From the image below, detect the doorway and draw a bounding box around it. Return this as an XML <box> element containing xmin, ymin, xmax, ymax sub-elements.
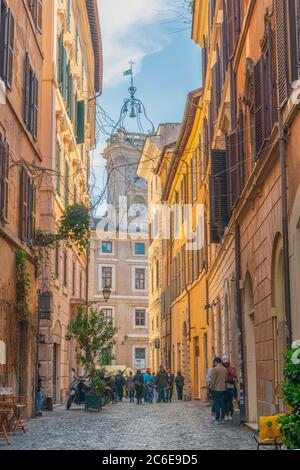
<box><xmin>52</xmin><ymin>343</ymin><xmax>60</xmax><ymax>404</ymax></box>
<box><xmin>244</xmin><ymin>273</ymin><xmax>257</xmax><ymax>423</ymax></box>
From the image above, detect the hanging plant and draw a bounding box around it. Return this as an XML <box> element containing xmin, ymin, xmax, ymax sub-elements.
<box><xmin>58</xmin><ymin>203</ymin><xmax>90</xmax><ymax>251</ymax></box>
<box><xmin>16</xmin><ymin>249</ymin><xmax>31</xmax><ymax>319</ymax></box>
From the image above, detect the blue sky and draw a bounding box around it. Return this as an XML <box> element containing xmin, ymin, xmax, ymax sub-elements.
<box><xmin>93</xmin><ymin>0</ymin><xmax>202</xmax><ymax>212</ymax></box>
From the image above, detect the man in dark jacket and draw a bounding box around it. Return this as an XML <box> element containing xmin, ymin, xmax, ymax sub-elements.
<box><xmin>175</xmin><ymin>371</ymin><xmax>184</xmax><ymax>400</ymax></box>
<box><xmin>166</xmin><ymin>368</ymin><xmax>175</xmax><ymax>402</ymax></box>
<box><xmin>156</xmin><ymin>366</ymin><xmax>168</xmax><ymax>403</ymax></box>
<box><xmin>115</xmin><ymin>371</ymin><xmax>125</xmax><ymax>402</ymax></box>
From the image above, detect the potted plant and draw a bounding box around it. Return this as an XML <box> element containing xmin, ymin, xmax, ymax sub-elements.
<box><xmin>66</xmin><ymin>304</ymin><xmax>117</xmax><ymax>411</ymax></box>
<box><xmin>278</xmin><ymin>341</ymin><xmax>300</xmax><ymax>449</ymax></box>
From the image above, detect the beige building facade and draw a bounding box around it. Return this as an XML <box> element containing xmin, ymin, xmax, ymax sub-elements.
<box><xmin>89</xmin><ymin>130</ymin><xmax>149</xmax><ymax>371</ymax></box>
<box><xmin>38</xmin><ymin>0</ymin><xmax>102</xmax><ymax>406</ymax></box>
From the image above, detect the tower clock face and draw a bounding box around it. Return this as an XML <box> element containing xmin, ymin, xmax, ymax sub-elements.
<box><xmin>128</xmin><ymin>198</ymin><xmax>146</xmax><ymax>218</ymax></box>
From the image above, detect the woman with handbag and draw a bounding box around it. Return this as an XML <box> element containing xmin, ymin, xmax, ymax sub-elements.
<box><xmin>221</xmin><ymin>355</ymin><xmax>237</xmax><ymax>422</ymax></box>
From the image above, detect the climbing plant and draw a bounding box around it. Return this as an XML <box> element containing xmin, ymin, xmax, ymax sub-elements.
<box><xmin>35</xmin><ymin>203</ymin><xmax>90</xmax><ymax>251</ymax></box>
<box><xmin>16</xmin><ymin>250</ymin><xmax>31</xmax><ymax>319</ymax></box>
<box><xmin>278</xmin><ymin>341</ymin><xmax>300</xmax><ymax>449</ymax></box>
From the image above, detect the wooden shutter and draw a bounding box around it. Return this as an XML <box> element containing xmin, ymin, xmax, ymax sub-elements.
<box><xmin>0</xmin><ymin>139</ymin><xmax>9</xmax><ymax>220</ymax></box>
<box><xmin>227</xmin><ymin>130</ymin><xmax>239</xmax><ymax>210</ymax></box>
<box><xmin>19</xmin><ymin>167</ymin><xmax>29</xmax><ymax>241</ymax></box>
<box><xmin>202</xmin><ymin>37</ymin><xmax>208</xmax><ymax>86</ymax></box>
<box><xmin>68</xmin><ymin>69</ymin><xmax>73</xmax><ymax>120</ymax></box>
<box><xmin>55</xmin><ymin>139</ymin><xmax>61</xmax><ymax>195</ymax></box>
<box><xmin>62</xmin><ymin>46</ymin><xmax>67</xmax><ymax>99</ymax></box>
<box><xmin>65</xmin><ymin>160</ymin><xmax>69</xmax><ymax>207</ymax></box>
<box><xmin>27</xmin><ymin>179</ymin><xmax>36</xmax><ymax>244</ymax></box>
<box><xmin>238</xmin><ymin>108</ymin><xmax>245</xmax><ymax>192</ymax></box>
<box><xmin>253</xmin><ymin>57</ymin><xmax>264</xmax><ymax>158</ymax></box>
<box><xmin>5</xmin><ymin>9</ymin><xmax>14</xmax><ymax>90</ymax></box>
<box><xmin>36</xmin><ymin>0</ymin><xmax>43</xmax><ymax>33</ymax></box>
<box><xmin>210</xmin><ymin>150</ymin><xmax>229</xmax><ymax>243</ymax></box>
<box><xmin>275</xmin><ymin>0</ymin><xmax>289</xmax><ymax>107</ymax></box>
<box><xmin>230</xmin><ymin>61</ymin><xmax>237</xmax><ymax>129</ymax></box>
<box><xmin>33</xmin><ymin>75</ymin><xmax>38</xmax><ymax>140</ymax></box>
<box><xmin>24</xmin><ymin>52</ymin><xmax>30</xmax><ymax>126</ymax></box>
<box><xmin>216</xmin><ymin>45</ymin><xmax>221</xmax><ymax>111</ymax></box>
<box><xmin>76</xmin><ymin>100</ymin><xmax>85</xmax><ymax>144</ymax></box>
<box><xmin>221</xmin><ymin>0</ymin><xmax>228</xmax><ymax>83</ymax></box>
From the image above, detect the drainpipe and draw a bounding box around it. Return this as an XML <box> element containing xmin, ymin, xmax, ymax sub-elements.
<box><xmin>278</xmin><ymin>109</ymin><xmax>292</xmax><ymax>348</ymax></box>
<box><xmin>235</xmin><ymin>224</ymin><xmax>246</xmax><ymax>422</ymax></box>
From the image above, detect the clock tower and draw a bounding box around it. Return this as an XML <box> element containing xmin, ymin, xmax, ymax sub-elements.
<box><xmin>90</xmin><ymin>64</ymin><xmax>155</xmax><ymax>371</ymax></box>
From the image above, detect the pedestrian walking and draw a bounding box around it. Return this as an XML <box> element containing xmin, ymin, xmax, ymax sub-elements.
<box><xmin>210</xmin><ymin>357</ymin><xmax>227</xmax><ymax>424</ymax></box>
<box><xmin>134</xmin><ymin>369</ymin><xmax>144</xmax><ymax>404</ymax></box>
<box><xmin>222</xmin><ymin>355</ymin><xmax>237</xmax><ymax>421</ymax></box>
<box><xmin>35</xmin><ymin>362</ymin><xmax>44</xmax><ymax>416</ymax></box>
<box><xmin>206</xmin><ymin>359</ymin><xmax>218</xmax><ymax>420</ymax></box>
<box><xmin>166</xmin><ymin>368</ymin><xmax>175</xmax><ymax>402</ymax></box>
<box><xmin>156</xmin><ymin>366</ymin><xmax>168</xmax><ymax>403</ymax></box>
<box><xmin>143</xmin><ymin>368</ymin><xmax>154</xmax><ymax>403</ymax></box>
<box><xmin>126</xmin><ymin>371</ymin><xmax>135</xmax><ymax>403</ymax></box>
<box><xmin>115</xmin><ymin>370</ymin><xmax>125</xmax><ymax>402</ymax></box>
<box><xmin>175</xmin><ymin>371</ymin><xmax>184</xmax><ymax>400</ymax></box>
<box><xmin>152</xmin><ymin>372</ymin><xmax>158</xmax><ymax>402</ymax></box>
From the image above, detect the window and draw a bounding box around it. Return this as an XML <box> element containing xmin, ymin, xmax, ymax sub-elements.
<box><xmin>0</xmin><ymin>2</ymin><xmax>14</xmax><ymax>90</ymax></box>
<box><xmin>79</xmin><ymin>270</ymin><xmax>82</xmax><ymax>299</ymax></box>
<box><xmin>135</xmin><ymin>242</ymin><xmax>145</xmax><ymax>255</ymax></box>
<box><xmin>102</xmin><ymin>241</ymin><xmax>112</xmax><ymax>253</ymax></box>
<box><xmin>57</xmin><ymin>32</ymin><xmax>67</xmax><ymax>98</ymax></box>
<box><xmin>64</xmin><ymin>160</ymin><xmax>69</xmax><ymax>207</ymax></box>
<box><xmin>135</xmin><ymin>348</ymin><xmax>146</xmax><ymax>369</ymax></box>
<box><xmin>63</xmin><ymin>249</ymin><xmax>67</xmax><ymax>287</ymax></box>
<box><xmin>156</xmin><ymin>260</ymin><xmax>159</xmax><ymax>288</ymax></box>
<box><xmin>0</xmin><ymin>137</ymin><xmax>9</xmax><ymax>221</ymax></box>
<box><xmin>19</xmin><ymin>166</ymin><xmax>36</xmax><ymax>245</ymax></box>
<box><xmin>102</xmin><ymin>266</ymin><xmax>112</xmax><ymax>289</ymax></box>
<box><xmin>135</xmin><ymin>268</ymin><xmax>145</xmax><ymax>290</ymax></box>
<box><xmin>54</xmin><ymin>241</ymin><xmax>60</xmax><ymax>279</ymax></box>
<box><xmin>135</xmin><ymin>309</ymin><xmax>146</xmax><ymax>327</ymax></box>
<box><xmin>55</xmin><ymin>138</ymin><xmax>61</xmax><ymax>195</ymax></box>
<box><xmin>26</xmin><ymin>0</ymin><xmax>43</xmax><ymax>32</ymax></box>
<box><xmin>101</xmin><ymin>308</ymin><xmax>113</xmax><ymax>324</ymax></box>
<box><xmin>24</xmin><ymin>52</ymin><xmax>39</xmax><ymax>140</ymax></box>
<box><xmin>72</xmin><ymin>260</ymin><xmax>76</xmax><ymax>296</ymax></box>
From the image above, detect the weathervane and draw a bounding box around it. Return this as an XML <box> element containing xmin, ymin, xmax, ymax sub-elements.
<box><xmin>111</xmin><ymin>60</ymin><xmax>155</xmax><ymax>135</ymax></box>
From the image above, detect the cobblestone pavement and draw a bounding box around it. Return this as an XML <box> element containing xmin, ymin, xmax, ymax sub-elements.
<box><xmin>2</xmin><ymin>400</ymin><xmax>256</xmax><ymax>450</ymax></box>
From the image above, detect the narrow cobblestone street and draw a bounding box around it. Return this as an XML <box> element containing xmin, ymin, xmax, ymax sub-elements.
<box><xmin>2</xmin><ymin>400</ymin><xmax>256</xmax><ymax>450</ymax></box>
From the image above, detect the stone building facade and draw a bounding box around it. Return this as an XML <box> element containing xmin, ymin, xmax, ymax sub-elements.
<box><xmin>0</xmin><ymin>0</ymin><xmax>44</xmax><ymax>416</ymax></box>
<box><xmin>38</xmin><ymin>0</ymin><xmax>102</xmax><ymax>406</ymax></box>
<box><xmin>89</xmin><ymin>130</ymin><xmax>149</xmax><ymax>371</ymax></box>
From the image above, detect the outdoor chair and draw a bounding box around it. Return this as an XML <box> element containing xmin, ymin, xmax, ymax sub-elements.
<box><xmin>253</xmin><ymin>414</ymin><xmax>284</xmax><ymax>450</ymax></box>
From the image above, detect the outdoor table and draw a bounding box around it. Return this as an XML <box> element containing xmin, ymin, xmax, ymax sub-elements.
<box><xmin>0</xmin><ymin>396</ymin><xmax>27</xmax><ymax>434</ymax></box>
<box><xmin>0</xmin><ymin>409</ymin><xmax>12</xmax><ymax>445</ymax></box>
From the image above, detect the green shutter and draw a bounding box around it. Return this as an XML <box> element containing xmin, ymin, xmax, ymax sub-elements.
<box><xmin>76</xmin><ymin>100</ymin><xmax>85</xmax><ymax>144</ymax></box>
<box><xmin>56</xmin><ymin>139</ymin><xmax>61</xmax><ymax>195</ymax></box>
<box><xmin>65</xmin><ymin>160</ymin><xmax>69</xmax><ymax>207</ymax></box>
<box><xmin>62</xmin><ymin>46</ymin><xmax>67</xmax><ymax>100</ymax></box>
<box><xmin>68</xmin><ymin>70</ymin><xmax>73</xmax><ymax>120</ymax></box>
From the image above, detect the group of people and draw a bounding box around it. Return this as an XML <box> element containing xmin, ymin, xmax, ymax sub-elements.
<box><xmin>114</xmin><ymin>366</ymin><xmax>185</xmax><ymax>405</ymax></box>
<box><xmin>206</xmin><ymin>355</ymin><xmax>237</xmax><ymax>424</ymax></box>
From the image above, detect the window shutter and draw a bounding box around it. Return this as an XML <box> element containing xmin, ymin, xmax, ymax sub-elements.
<box><xmin>24</xmin><ymin>52</ymin><xmax>30</xmax><ymax>126</ymax></box>
<box><xmin>62</xmin><ymin>46</ymin><xmax>67</xmax><ymax>99</ymax></box>
<box><xmin>65</xmin><ymin>160</ymin><xmax>69</xmax><ymax>207</ymax></box>
<box><xmin>19</xmin><ymin>167</ymin><xmax>28</xmax><ymax>241</ymax></box>
<box><xmin>4</xmin><ymin>9</ymin><xmax>14</xmax><ymax>90</ymax></box>
<box><xmin>216</xmin><ymin>45</ymin><xmax>221</xmax><ymax>111</ymax></box>
<box><xmin>68</xmin><ymin>70</ymin><xmax>73</xmax><ymax>120</ymax></box>
<box><xmin>210</xmin><ymin>150</ymin><xmax>229</xmax><ymax>243</ymax></box>
<box><xmin>253</xmin><ymin>57</ymin><xmax>264</xmax><ymax>158</ymax></box>
<box><xmin>238</xmin><ymin>108</ymin><xmax>245</xmax><ymax>192</ymax></box>
<box><xmin>230</xmin><ymin>61</ymin><xmax>237</xmax><ymax>129</ymax></box>
<box><xmin>274</xmin><ymin>0</ymin><xmax>289</xmax><ymax>107</ymax></box>
<box><xmin>33</xmin><ymin>75</ymin><xmax>38</xmax><ymax>140</ymax></box>
<box><xmin>36</xmin><ymin>0</ymin><xmax>43</xmax><ymax>33</ymax></box>
<box><xmin>76</xmin><ymin>100</ymin><xmax>85</xmax><ymax>144</ymax></box>
<box><xmin>202</xmin><ymin>37</ymin><xmax>208</xmax><ymax>86</ymax></box>
<box><xmin>221</xmin><ymin>0</ymin><xmax>228</xmax><ymax>83</ymax></box>
<box><xmin>0</xmin><ymin>139</ymin><xmax>9</xmax><ymax>220</ymax></box>
<box><xmin>27</xmin><ymin>179</ymin><xmax>36</xmax><ymax>244</ymax></box>
<box><xmin>211</xmin><ymin>64</ymin><xmax>217</xmax><ymax>123</ymax></box>
<box><xmin>55</xmin><ymin>139</ymin><xmax>62</xmax><ymax>194</ymax></box>
<box><xmin>227</xmin><ymin>130</ymin><xmax>239</xmax><ymax>211</ymax></box>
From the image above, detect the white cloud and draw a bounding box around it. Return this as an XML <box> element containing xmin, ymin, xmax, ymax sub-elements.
<box><xmin>98</xmin><ymin>0</ymin><xmax>172</xmax><ymax>88</ymax></box>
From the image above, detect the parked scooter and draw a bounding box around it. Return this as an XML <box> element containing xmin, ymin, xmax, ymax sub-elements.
<box><xmin>66</xmin><ymin>369</ymin><xmax>92</xmax><ymax>410</ymax></box>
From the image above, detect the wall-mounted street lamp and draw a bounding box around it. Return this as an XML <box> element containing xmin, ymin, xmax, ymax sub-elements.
<box><xmin>102</xmin><ymin>285</ymin><xmax>111</xmax><ymax>302</ymax></box>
